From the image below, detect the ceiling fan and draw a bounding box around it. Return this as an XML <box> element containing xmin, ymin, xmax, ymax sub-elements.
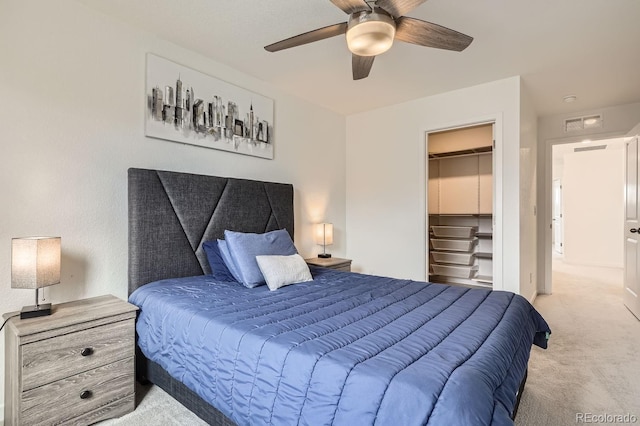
<box><xmin>264</xmin><ymin>0</ymin><xmax>473</xmax><ymax>80</ymax></box>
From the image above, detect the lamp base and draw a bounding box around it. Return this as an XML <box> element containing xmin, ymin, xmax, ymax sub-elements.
<box><xmin>20</xmin><ymin>303</ymin><xmax>52</xmax><ymax>319</ymax></box>
<box><xmin>318</xmin><ymin>253</ymin><xmax>332</xmax><ymax>259</ymax></box>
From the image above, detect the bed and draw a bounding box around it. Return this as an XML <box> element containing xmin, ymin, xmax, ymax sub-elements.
<box><xmin>128</xmin><ymin>168</ymin><xmax>550</xmax><ymax>426</ymax></box>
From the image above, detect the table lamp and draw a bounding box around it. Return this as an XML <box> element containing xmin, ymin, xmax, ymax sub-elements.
<box><xmin>11</xmin><ymin>237</ymin><xmax>61</xmax><ymax>319</ymax></box>
<box><xmin>314</xmin><ymin>223</ymin><xmax>333</xmax><ymax>259</ymax></box>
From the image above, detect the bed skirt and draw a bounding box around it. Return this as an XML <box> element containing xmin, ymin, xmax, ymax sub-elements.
<box><xmin>136</xmin><ymin>349</ymin><xmax>527</xmax><ymax>425</ymax></box>
<box><xmin>137</xmin><ymin>349</ymin><xmax>236</xmax><ymax>426</ymax></box>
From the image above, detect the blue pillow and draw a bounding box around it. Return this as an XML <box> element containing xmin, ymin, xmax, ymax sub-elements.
<box><xmin>202</xmin><ymin>240</ymin><xmax>237</xmax><ymax>282</ymax></box>
<box><xmin>224</xmin><ymin>229</ymin><xmax>297</xmax><ymax>288</ymax></box>
<box><xmin>217</xmin><ymin>239</ymin><xmax>242</xmax><ymax>283</ymax></box>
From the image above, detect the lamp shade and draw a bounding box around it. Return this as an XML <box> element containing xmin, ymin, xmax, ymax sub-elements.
<box><xmin>346</xmin><ymin>11</ymin><xmax>396</xmax><ymax>56</ymax></box>
<box><xmin>314</xmin><ymin>223</ymin><xmax>334</xmax><ymax>246</ymax></box>
<box><xmin>11</xmin><ymin>237</ymin><xmax>61</xmax><ymax>289</ymax></box>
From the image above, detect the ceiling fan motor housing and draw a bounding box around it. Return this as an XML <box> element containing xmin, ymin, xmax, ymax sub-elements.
<box><xmin>346</xmin><ymin>9</ymin><xmax>396</xmax><ymax>56</ymax></box>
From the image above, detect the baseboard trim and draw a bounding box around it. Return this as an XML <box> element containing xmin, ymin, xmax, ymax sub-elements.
<box><xmin>528</xmin><ymin>290</ymin><xmax>537</xmax><ymax>304</ymax></box>
<box><xmin>560</xmin><ymin>260</ymin><xmax>623</xmax><ymax>269</ymax></box>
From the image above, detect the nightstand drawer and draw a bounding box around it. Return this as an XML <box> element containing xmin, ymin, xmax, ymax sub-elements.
<box><xmin>20</xmin><ymin>356</ymin><xmax>134</xmax><ymax>426</ymax></box>
<box><xmin>333</xmin><ymin>265</ymin><xmax>351</xmax><ymax>272</ymax></box>
<box><xmin>21</xmin><ymin>319</ymin><xmax>134</xmax><ymax>391</ymax></box>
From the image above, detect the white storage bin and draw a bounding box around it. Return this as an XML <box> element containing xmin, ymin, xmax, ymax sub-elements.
<box><xmin>431</xmin><ymin>226</ymin><xmax>477</xmax><ymax>238</ymax></box>
<box><xmin>432</xmin><ymin>264</ymin><xmax>478</xmax><ymax>279</ymax></box>
<box><xmin>431</xmin><ymin>251</ymin><xmax>476</xmax><ymax>265</ymax></box>
<box><xmin>431</xmin><ymin>238</ymin><xmax>477</xmax><ymax>252</ymax></box>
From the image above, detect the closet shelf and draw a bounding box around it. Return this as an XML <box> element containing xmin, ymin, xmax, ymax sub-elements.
<box><xmin>428</xmin><ymin>213</ymin><xmax>493</xmax><ymax>217</ymax></box>
<box><xmin>428</xmin><ymin>275</ymin><xmax>492</xmax><ymax>289</ymax></box>
<box><xmin>428</xmin><ymin>145</ymin><xmax>492</xmax><ymax>159</ymax></box>
<box><xmin>473</xmin><ymin>275</ymin><xmax>493</xmax><ymax>284</ymax></box>
<box><xmin>475</xmin><ymin>252</ymin><xmax>493</xmax><ymax>259</ymax></box>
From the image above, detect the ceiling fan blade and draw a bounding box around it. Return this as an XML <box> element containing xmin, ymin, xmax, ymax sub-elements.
<box><xmin>352</xmin><ymin>54</ymin><xmax>375</xmax><ymax>80</ymax></box>
<box><xmin>330</xmin><ymin>0</ymin><xmax>371</xmax><ymax>14</ymax></box>
<box><xmin>376</xmin><ymin>0</ymin><xmax>427</xmax><ymax>18</ymax></box>
<box><xmin>265</xmin><ymin>22</ymin><xmax>348</xmax><ymax>52</ymax></box>
<box><xmin>395</xmin><ymin>17</ymin><xmax>473</xmax><ymax>51</ymax></box>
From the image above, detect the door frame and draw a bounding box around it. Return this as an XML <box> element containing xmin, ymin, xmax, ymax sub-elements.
<box><xmin>422</xmin><ymin>113</ymin><xmax>503</xmax><ymax>290</ymax></box>
<box><xmin>552</xmin><ymin>178</ymin><xmax>563</xmax><ymax>254</ymax></box>
<box><xmin>541</xmin><ymin>131</ymin><xmax>626</xmax><ymax>294</ymax></box>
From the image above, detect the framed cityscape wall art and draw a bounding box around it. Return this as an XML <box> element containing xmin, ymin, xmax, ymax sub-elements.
<box><xmin>145</xmin><ymin>53</ymin><xmax>274</xmax><ymax>159</ymax></box>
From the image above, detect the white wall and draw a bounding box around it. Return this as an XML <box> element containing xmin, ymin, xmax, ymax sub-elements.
<box><xmin>562</xmin><ymin>147</ymin><xmax>624</xmax><ymax>267</ymax></box>
<box><xmin>0</xmin><ymin>0</ymin><xmax>346</xmax><ymax>414</ymax></box>
<box><xmin>346</xmin><ymin>76</ymin><xmax>524</xmax><ymax>295</ymax></box>
<box><xmin>520</xmin><ymin>82</ymin><xmax>538</xmax><ymax>302</ymax></box>
<box><xmin>537</xmin><ymin>102</ymin><xmax>640</xmax><ymax>293</ymax></box>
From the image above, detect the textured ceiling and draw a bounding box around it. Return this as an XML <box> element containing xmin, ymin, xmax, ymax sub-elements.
<box><xmin>76</xmin><ymin>0</ymin><xmax>640</xmax><ymax>116</ymax></box>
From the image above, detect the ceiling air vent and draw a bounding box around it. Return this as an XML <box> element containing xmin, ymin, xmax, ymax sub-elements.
<box><xmin>583</xmin><ymin>115</ymin><xmax>603</xmax><ymax>129</ymax></box>
<box><xmin>574</xmin><ymin>145</ymin><xmax>606</xmax><ymax>153</ymax></box>
<box><xmin>564</xmin><ymin>114</ymin><xmax>603</xmax><ymax>132</ymax></box>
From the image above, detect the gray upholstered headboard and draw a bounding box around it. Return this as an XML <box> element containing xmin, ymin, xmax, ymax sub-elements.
<box><xmin>128</xmin><ymin>168</ymin><xmax>294</xmax><ymax>294</ymax></box>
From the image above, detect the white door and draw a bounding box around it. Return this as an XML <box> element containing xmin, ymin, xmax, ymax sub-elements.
<box><xmin>624</xmin><ymin>133</ymin><xmax>640</xmax><ymax>320</ymax></box>
<box><xmin>552</xmin><ymin>179</ymin><xmax>563</xmax><ymax>254</ymax></box>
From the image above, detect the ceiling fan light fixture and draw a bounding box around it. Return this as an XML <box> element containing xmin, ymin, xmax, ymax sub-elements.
<box><xmin>346</xmin><ymin>11</ymin><xmax>396</xmax><ymax>56</ymax></box>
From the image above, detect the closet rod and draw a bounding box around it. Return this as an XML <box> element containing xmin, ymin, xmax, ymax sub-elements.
<box><xmin>428</xmin><ymin>150</ymin><xmax>492</xmax><ymax>160</ymax></box>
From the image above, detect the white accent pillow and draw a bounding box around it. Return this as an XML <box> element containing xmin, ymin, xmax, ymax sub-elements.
<box><xmin>255</xmin><ymin>254</ymin><xmax>313</xmax><ymax>291</ymax></box>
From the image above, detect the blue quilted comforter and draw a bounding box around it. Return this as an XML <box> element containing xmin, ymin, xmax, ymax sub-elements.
<box><xmin>130</xmin><ymin>268</ymin><xmax>549</xmax><ymax>426</ymax></box>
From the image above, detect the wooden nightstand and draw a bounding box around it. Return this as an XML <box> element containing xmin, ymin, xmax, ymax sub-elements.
<box><xmin>305</xmin><ymin>257</ymin><xmax>352</xmax><ymax>272</ymax></box>
<box><xmin>3</xmin><ymin>295</ymin><xmax>138</xmax><ymax>426</ymax></box>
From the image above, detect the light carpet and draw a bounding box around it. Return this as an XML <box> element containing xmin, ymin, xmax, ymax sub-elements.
<box><xmin>100</xmin><ymin>260</ymin><xmax>640</xmax><ymax>425</ymax></box>
<box><xmin>515</xmin><ymin>260</ymin><xmax>640</xmax><ymax>425</ymax></box>
<box><xmin>98</xmin><ymin>384</ymin><xmax>207</xmax><ymax>426</ymax></box>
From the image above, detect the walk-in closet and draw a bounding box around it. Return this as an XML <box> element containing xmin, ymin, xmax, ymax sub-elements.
<box><xmin>427</xmin><ymin>123</ymin><xmax>494</xmax><ymax>288</ymax></box>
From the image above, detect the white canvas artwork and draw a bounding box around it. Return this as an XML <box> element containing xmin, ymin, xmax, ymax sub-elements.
<box><xmin>145</xmin><ymin>53</ymin><xmax>274</xmax><ymax>159</ymax></box>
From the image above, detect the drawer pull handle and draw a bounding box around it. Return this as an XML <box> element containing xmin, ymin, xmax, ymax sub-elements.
<box><xmin>80</xmin><ymin>347</ymin><xmax>94</xmax><ymax>357</ymax></box>
<box><xmin>80</xmin><ymin>390</ymin><xmax>92</xmax><ymax>400</ymax></box>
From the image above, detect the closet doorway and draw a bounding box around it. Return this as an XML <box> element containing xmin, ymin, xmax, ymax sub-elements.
<box><xmin>426</xmin><ymin>122</ymin><xmax>496</xmax><ymax>289</ymax></box>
